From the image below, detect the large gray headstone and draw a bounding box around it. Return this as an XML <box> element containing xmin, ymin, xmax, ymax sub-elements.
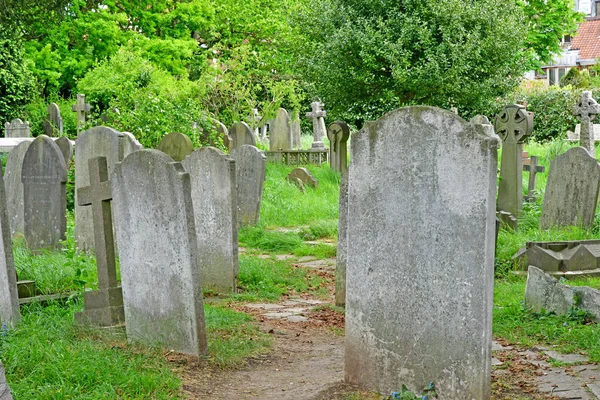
<box><xmin>43</xmin><ymin>103</ymin><xmax>63</xmax><ymax>137</ymax></box>
<box><xmin>157</xmin><ymin>132</ymin><xmax>194</xmax><ymax>162</ymax></box>
<box><xmin>75</xmin><ymin>127</ymin><xmax>126</xmax><ymax>252</ymax></box>
<box><xmin>4</xmin><ymin>118</ymin><xmax>30</xmax><ymax>138</ymax></box>
<box><xmin>327</xmin><ymin>121</ymin><xmax>350</xmax><ymax>174</ymax></box>
<box><xmin>269</xmin><ymin>108</ymin><xmax>292</xmax><ymax>151</ymax></box>
<box><xmin>4</xmin><ymin>141</ymin><xmax>30</xmax><ymax>237</ymax></box>
<box><xmin>345</xmin><ymin>107</ymin><xmax>498</xmax><ymax>398</ymax></box>
<box><xmin>0</xmin><ymin>163</ymin><xmax>19</xmax><ymax>328</ymax></box>
<box><xmin>112</xmin><ymin>150</ymin><xmax>208</xmax><ymax>356</ymax></box>
<box><xmin>229</xmin><ymin>122</ymin><xmax>256</xmax><ymax>150</ymax></box>
<box><xmin>0</xmin><ymin>361</ymin><xmax>13</xmax><ymax>400</ymax></box>
<box><xmin>22</xmin><ymin>135</ymin><xmax>67</xmax><ymax>250</ymax></box>
<box><xmin>183</xmin><ymin>147</ymin><xmax>238</xmax><ymax>294</ymax></box>
<box><xmin>540</xmin><ymin>147</ymin><xmax>600</xmax><ymax>230</ymax></box>
<box><xmin>335</xmin><ymin>171</ymin><xmax>348</xmax><ymax>307</ymax></box>
<box><xmin>230</xmin><ymin>145</ymin><xmax>266</xmax><ymax>227</ymax></box>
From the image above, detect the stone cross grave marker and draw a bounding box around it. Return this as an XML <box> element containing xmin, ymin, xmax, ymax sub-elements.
<box><xmin>494</xmin><ymin>104</ymin><xmax>533</xmax><ymax>224</ymax></box>
<box><xmin>327</xmin><ymin>121</ymin><xmax>350</xmax><ymax>174</ymax></box>
<box><xmin>523</xmin><ymin>156</ymin><xmax>545</xmax><ymax>202</ymax></box>
<box><xmin>43</xmin><ymin>103</ymin><xmax>63</xmax><ymax>136</ymax></box>
<box><xmin>21</xmin><ymin>136</ymin><xmax>67</xmax><ymax>250</ymax></box>
<box><xmin>74</xmin><ymin>157</ymin><xmax>124</xmax><ymax>326</ymax></box>
<box><xmin>183</xmin><ymin>147</ymin><xmax>238</xmax><ymax>294</ymax></box>
<box><xmin>4</xmin><ymin>141</ymin><xmax>30</xmax><ymax>237</ymax></box>
<box><xmin>345</xmin><ymin>107</ymin><xmax>498</xmax><ymax>398</ymax></box>
<box><xmin>574</xmin><ymin>91</ymin><xmax>600</xmax><ymax>154</ymax></box>
<box><xmin>306</xmin><ymin>101</ymin><xmax>327</xmax><ymax>149</ymax></box>
<box><xmin>540</xmin><ymin>147</ymin><xmax>600</xmax><ymax>230</ymax></box>
<box><xmin>229</xmin><ymin>122</ymin><xmax>256</xmax><ymax>150</ymax></box>
<box><xmin>4</xmin><ymin>118</ymin><xmax>30</xmax><ymax>138</ymax></box>
<box><xmin>0</xmin><ymin>163</ymin><xmax>19</xmax><ymax>328</ymax></box>
<box><xmin>112</xmin><ymin>150</ymin><xmax>208</xmax><ymax>356</ymax></box>
<box><xmin>157</xmin><ymin>132</ymin><xmax>194</xmax><ymax>162</ymax></box>
<box><xmin>269</xmin><ymin>108</ymin><xmax>292</xmax><ymax>151</ymax></box>
<box><xmin>230</xmin><ymin>145</ymin><xmax>266</xmax><ymax>227</ymax></box>
<box><xmin>72</xmin><ymin>94</ymin><xmax>91</xmax><ymax>135</ymax></box>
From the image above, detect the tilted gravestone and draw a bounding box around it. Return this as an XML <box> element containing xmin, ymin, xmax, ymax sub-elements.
<box><xmin>327</xmin><ymin>121</ymin><xmax>350</xmax><ymax>174</ymax></box>
<box><xmin>55</xmin><ymin>137</ymin><xmax>74</xmax><ymax>166</ymax></box>
<box><xmin>495</xmin><ymin>104</ymin><xmax>533</xmax><ymax>227</ymax></box>
<box><xmin>229</xmin><ymin>122</ymin><xmax>256</xmax><ymax>150</ymax></box>
<box><xmin>573</xmin><ymin>91</ymin><xmax>600</xmax><ymax>154</ymax></box>
<box><xmin>112</xmin><ymin>150</ymin><xmax>208</xmax><ymax>356</ymax></box>
<box><xmin>75</xmin><ymin>127</ymin><xmax>127</xmax><ymax>252</ymax></box>
<box><xmin>291</xmin><ymin>118</ymin><xmax>301</xmax><ymax>149</ymax></box>
<box><xmin>0</xmin><ymin>164</ymin><xmax>20</xmax><ymax>328</ymax></box>
<box><xmin>287</xmin><ymin>167</ymin><xmax>318</xmax><ymax>191</ymax></box>
<box><xmin>230</xmin><ymin>145</ymin><xmax>266</xmax><ymax>227</ymax></box>
<box><xmin>269</xmin><ymin>108</ymin><xmax>292</xmax><ymax>151</ymax></box>
<box><xmin>345</xmin><ymin>107</ymin><xmax>498</xmax><ymax>398</ymax></box>
<box><xmin>540</xmin><ymin>147</ymin><xmax>600</xmax><ymax>230</ymax></box>
<box><xmin>74</xmin><ymin>157</ymin><xmax>124</xmax><ymax>326</ymax></box>
<box><xmin>4</xmin><ymin>118</ymin><xmax>30</xmax><ymax>138</ymax></box>
<box><xmin>21</xmin><ymin>135</ymin><xmax>67</xmax><ymax>250</ymax></box>
<box><xmin>335</xmin><ymin>171</ymin><xmax>348</xmax><ymax>307</ymax></box>
<box><xmin>43</xmin><ymin>103</ymin><xmax>63</xmax><ymax>137</ymax></box>
<box><xmin>523</xmin><ymin>156</ymin><xmax>545</xmax><ymax>202</ymax></box>
<box><xmin>0</xmin><ymin>361</ymin><xmax>13</xmax><ymax>400</ymax></box>
<box><xmin>72</xmin><ymin>93</ymin><xmax>91</xmax><ymax>135</ymax></box>
<box><xmin>306</xmin><ymin>101</ymin><xmax>327</xmax><ymax>149</ymax></box>
<box><xmin>157</xmin><ymin>132</ymin><xmax>194</xmax><ymax>162</ymax></box>
<box><xmin>183</xmin><ymin>147</ymin><xmax>238</xmax><ymax>294</ymax></box>
<box><xmin>4</xmin><ymin>141</ymin><xmax>30</xmax><ymax>237</ymax></box>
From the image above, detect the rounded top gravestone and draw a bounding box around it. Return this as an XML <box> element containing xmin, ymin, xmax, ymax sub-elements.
<box><xmin>229</xmin><ymin>122</ymin><xmax>256</xmax><ymax>150</ymax></box>
<box><xmin>157</xmin><ymin>132</ymin><xmax>194</xmax><ymax>162</ymax></box>
<box><xmin>269</xmin><ymin>108</ymin><xmax>292</xmax><ymax>151</ymax></box>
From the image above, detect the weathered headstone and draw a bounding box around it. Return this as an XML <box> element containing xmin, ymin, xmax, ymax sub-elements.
<box><xmin>540</xmin><ymin>147</ymin><xmax>600</xmax><ymax>230</ymax></box>
<box><xmin>269</xmin><ymin>108</ymin><xmax>292</xmax><ymax>151</ymax></box>
<box><xmin>183</xmin><ymin>147</ymin><xmax>238</xmax><ymax>294</ymax></box>
<box><xmin>209</xmin><ymin>119</ymin><xmax>231</xmax><ymax>151</ymax></box>
<box><xmin>306</xmin><ymin>101</ymin><xmax>327</xmax><ymax>149</ymax></box>
<box><xmin>43</xmin><ymin>103</ymin><xmax>63</xmax><ymax>136</ymax></box>
<box><xmin>335</xmin><ymin>171</ymin><xmax>348</xmax><ymax>307</ymax></box>
<box><xmin>72</xmin><ymin>94</ymin><xmax>91</xmax><ymax>135</ymax></box>
<box><xmin>112</xmin><ymin>150</ymin><xmax>208</xmax><ymax>356</ymax></box>
<box><xmin>287</xmin><ymin>167</ymin><xmax>318</xmax><ymax>190</ymax></box>
<box><xmin>122</xmin><ymin>131</ymin><xmax>143</xmax><ymax>154</ymax></box>
<box><xmin>157</xmin><ymin>132</ymin><xmax>194</xmax><ymax>162</ymax></box>
<box><xmin>74</xmin><ymin>157</ymin><xmax>124</xmax><ymax>326</ymax></box>
<box><xmin>55</xmin><ymin>137</ymin><xmax>74</xmax><ymax>166</ymax></box>
<box><xmin>21</xmin><ymin>135</ymin><xmax>67</xmax><ymax>249</ymax></box>
<box><xmin>573</xmin><ymin>91</ymin><xmax>600</xmax><ymax>154</ymax></box>
<box><xmin>495</xmin><ymin>104</ymin><xmax>533</xmax><ymax>222</ymax></box>
<box><xmin>523</xmin><ymin>156</ymin><xmax>545</xmax><ymax>202</ymax></box>
<box><xmin>0</xmin><ymin>164</ymin><xmax>19</xmax><ymax>327</ymax></box>
<box><xmin>345</xmin><ymin>107</ymin><xmax>498</xmax><ymax>398</ymax></box>
<box><xmin>327</xmin><ymin>122</ymin><xmax>350</xmax><ymax>174</ymax></box>
<box><xmin>0</xmin><ymin>361</ymin><xmax>13</xmax><ymax>400</ymax></box>
<box><xmin>4</xmin><ymin>119</ymin><xmax>30</xmax><ymax>138</ymax></box>
<box><xmin>230</xmin><ymin>145</ymin><xmax>266</xmax><ymax>227</ymax></box>
<box><xmin>291</xmin><ymin>118</ymin><xmax>301</xmax><ymax>149</ymax></box>
<box><xmin>75</xmin><ymin>127</ymin><xmax>126</xmax><ymax>252</ymax></box>
<box><xmin>229</xmin><ymin>122</ymin><xmax>256</xmax><ymax>150</ymax></box>
<box><xmin>4</xmin><ymin>141</ymin><xmax>30</xmax><ymax>237</ymax></box>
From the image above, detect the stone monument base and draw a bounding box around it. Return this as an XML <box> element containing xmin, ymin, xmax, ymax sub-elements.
<box><xmin>75</xmin><ymin>286</ymin><xmax>125</xmax><ymax>326</ymax></box>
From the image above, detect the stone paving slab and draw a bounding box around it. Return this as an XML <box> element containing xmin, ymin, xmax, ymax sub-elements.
<box><xmin>246</xmin><ymin>304</ymin><xmax>285</xmax><ymax>310</ymax></box>
<box><xmin>545</xmin><ymin>351</ymin><xmax>590</xmax><ymax>364</ymax></box>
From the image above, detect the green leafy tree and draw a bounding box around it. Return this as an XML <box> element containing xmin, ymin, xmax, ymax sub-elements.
<box><xmin>0</xmin><ymin>30</ymin><xmax>34</xmax><ymax>127</ymax></box>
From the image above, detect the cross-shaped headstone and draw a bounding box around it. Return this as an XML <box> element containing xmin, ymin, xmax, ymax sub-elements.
<box><xmin>72</xmin><ymin>94</ymin><xmax>91</xmax><ymax>135</ymax></box>
<box><xmin>573</xmin><ymin>91</ymin><xmax>600</xmax><ymax>154</ymax></box>
<box><xmin>306</xmin><ymin>101</ymin><xmax>327</xmax><ymax>149</ymax></box>
<box><xmin>523</xmin><ymin>156</ymin><xmax>545</xmax><ymax>203</ymax></box>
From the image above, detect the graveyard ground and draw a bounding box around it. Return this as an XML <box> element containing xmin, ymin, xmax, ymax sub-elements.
<box><xmin>6</xmin><ymin>142</ymin><xmax>600</xmax><ymax>399</ymax></box>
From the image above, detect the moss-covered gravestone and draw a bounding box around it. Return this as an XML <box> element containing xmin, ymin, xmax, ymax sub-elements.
<box><xmin>157</xmin><ymin>132</ymin><xmax>194</xmax><ymax>162</ymax></box>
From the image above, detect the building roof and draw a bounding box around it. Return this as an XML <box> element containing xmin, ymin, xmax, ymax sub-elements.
<box><xmin>571</xmin><ymin>18</ymin><xmax>600</xmax><ymax>60</ymax></box>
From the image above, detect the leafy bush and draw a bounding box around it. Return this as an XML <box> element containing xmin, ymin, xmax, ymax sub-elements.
<box><xmin>0</xmin><ymin>32</ymin><xmax>34</xmax><ymax>129</ymax></box>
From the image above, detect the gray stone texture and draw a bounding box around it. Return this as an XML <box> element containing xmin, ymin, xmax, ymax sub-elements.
<box><xmin>574</xmin><ymin>91</ymin><xmax>600</xmax><ymax>153</ymax></box>
<box><xmin>55</xmin><ymin>137</ymin><xmax>73</xmax><ymax>166</ymax></box>
<box><xmin>494</xmin><ymin>104</ymin><xmax>533</xmax><ymax>220</ymax></box>
<box><xmin>230</xmin><ymin>145</ymin><xmax>266</xmax><ymax>227</ymax></box>
<box><xmin>121</xmin><ymin>131</ymin><xmax>143</xmax><ymax>155</ymax></box>
<box><xmin>229</xmin><ymin>122</ymin><xmax>256</xmax><ymax>150</ymax></box>
<box><xmin>345</xmin><ymin>107</ymin><xmax>499</xmax><ymax>399</ymax></box>
<box><xmin>112</xmin><ymin>150</ymin><xmax>208</xmax><ymax>356</ymax></box>
<box><xmin>21</xmin><ymin>135</ymin><xmax>67</xmax><ymax>250</ymax></box>
<box><xmin>183</xmin><ymin>147</ymin><xmax>239</xmax><ymax>294</ymax></box>
<box><xmin>326</xmin><ymin>121</ymin><xmax>350</xmax><ymax>174</ymax></box>
<box><xmin>335</xmin><ymin>171</ymin><xmax>348</xmax><ymax>307</ymax></box>
<box><xmin>540</xmin><ymin>147</ymin><xmax>600</xmax><ymax>230</ymax></box>
<box><xmin>291</xmin><ymin>119</ymin><xmax>301</xmax><ymax>149</ymax></box>
<box><xmin>287</xmin><ymin>168</ymin><xmax>318</xmax><ymax>189</ymax></box>
<box><xmin>0</xmin><ymin>163</ymin><xmax>19</xmax><ymax>328</ymax></box>
<box><xmin>75</xmin><ymin>127</ymin><xmax>133</xmax><ymax>252</ymax></box>
<box><xmin>157</xmin><ymin>132</ymin><xmax>194</xmax><ymax>162</ymax></box>
<box><xmin>4</xmin><ymin>118</ymin><xmax>30</xmax><ymax>138</ymax></box>
<box><xmin>513</xmin><ymin>240</ymin><xmax>600</xmax><ymax>273</ymax></box>
<box><xmin>43</xmin><ymin>103</ymin><xmax>63</xmax><ymax>136</ymax></box>
<box><xmin>269</xmin><ymin>108</ymin><xmax>292</xmax><ymax>151</ymax></box>
<box><xmin>525</xmin><ymin>266</ymin><xmax>600</xmax><ymax>321</ymax></box>
<box><xmin>0</xmin><ymin>362</ymin><xmax>12</xmax><ymax>400</ymax></box>
<box><xmin>4</xmin><ymin>141</ymin><xmax>30</xmax><ymax>237</ymax></box>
